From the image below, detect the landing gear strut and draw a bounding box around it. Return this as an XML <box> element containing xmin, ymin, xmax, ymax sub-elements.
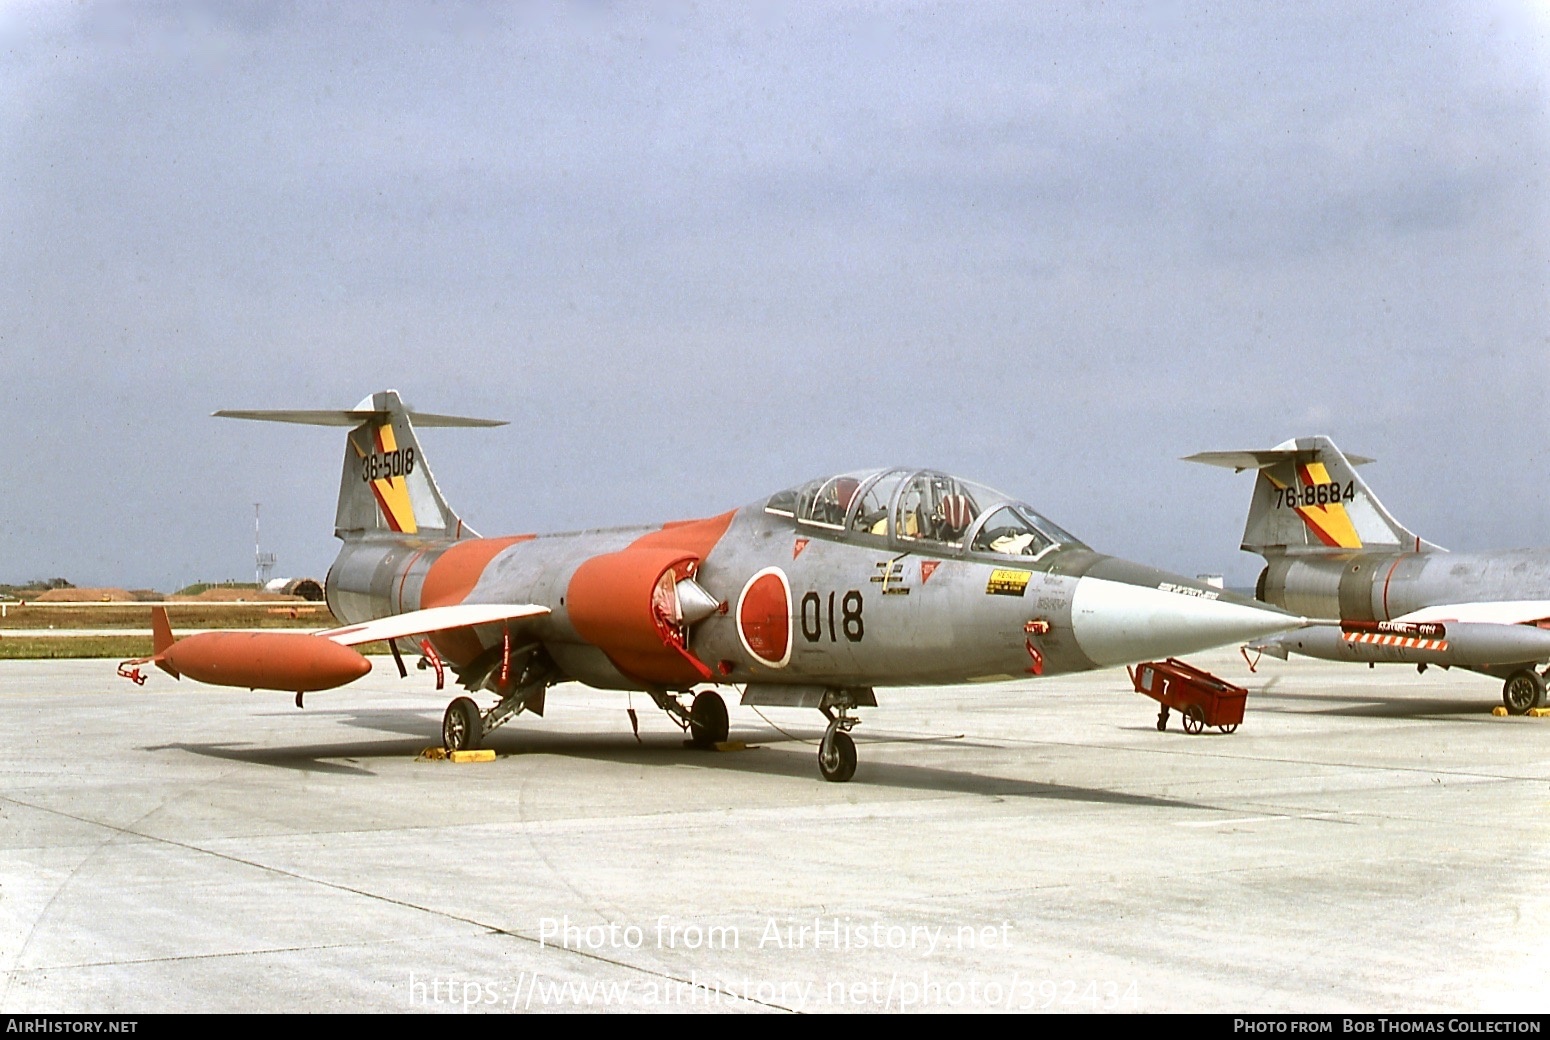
<box><xmin>439</xmin><ymin>642</ymin><xmax>555</xmax><ymax>752</ymax></box>
<box><xmin>648</xmin><ymin>689</ymin><xmax>732</xmax><ymax>749</ymax></box>
<box><xmin>818</xmin><ymin>700</ymin><xmax>860</xmax><ymax>783</ymax></box>
<box><xmin>1502</xmin><ymin>669</ymin><xmax>1548</xmax><ymax>715</ymax></box>
<box><xmin>441</xmin><ymin>685</ymin><xmax>545</xmax><ymax>752</ymax></box>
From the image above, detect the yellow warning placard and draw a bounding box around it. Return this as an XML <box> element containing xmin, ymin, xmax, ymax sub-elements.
<box><xmin>986</xmin><ymin>569</ymin><xmax>1031</xmax><ymax>597</ymax></box>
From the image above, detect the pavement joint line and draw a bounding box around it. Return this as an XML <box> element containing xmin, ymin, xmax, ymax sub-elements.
<box><xmin>2</xmin><ymin>934</ymin><xmax>433</xmax><ymax>975</ymax></box>
<box><xmin>0</xmin><ymin>793</ymin><xmax>799</xmax><ymax>1013</ymax></box>
<box><xmin>1185</xmin><ymin>797</ymin><xmax>1547</xmax><ymax>834</ymax></box>
<box><xmin>1</xmin><ymin>756</ymin><xmax>1530</xmax><ymax>854</ymax></box>
<box><xmin>1176</xmin><ymin>794</ymin><xmax>1550</xmax><ymax>832</ymax></box>
<box><xmin>1</xmin><ymin>795</ymin><xmax>974</xmax><ymax>852</ymax></box>
<box><xmin>992</xmin><ymin>736</ymin><xmax>1548</xmax><ymax>784</ymax></box>
<box><xmin>1175</xmin><ymin>811</ymin><xmax>1360</xmax><ymax>828</ymax></box>
<box><xmin>957</xmin><ymin>845</ymin><xmax>1463</xmax><ymax>903</ymax></box>
<box><xmin>13</xmin><ymin>767</ymin><xmax>1516</xmax><ymax>851</ymax></box>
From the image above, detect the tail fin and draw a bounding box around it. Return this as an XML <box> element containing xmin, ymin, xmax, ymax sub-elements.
<box><xmin>1186</xmin><ymin>435</ymin><xmax>1443</xmax><ymax>556</ymax></box>
<box><xmin>151</xmin><ymin>606</ymin><xmax>174</xmax><ymax>654</ymax></box>
<box><xmin>215</xmin><ymin>390</ymin><xmax>505</xmax><ymax>542</ymax></box>
<box><xmin>150</xmin><ymin>606</ymin><xmax>178</xmax><ymax>676</ymax></box>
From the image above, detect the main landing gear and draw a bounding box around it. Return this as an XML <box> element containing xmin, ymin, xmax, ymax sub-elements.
<box><xmin>688</xmin><ymin>690</ymin><xmax>729</xmax><ymax>748</ymax></box>
<box><xmin>440</xmin><ymin>643</ymin><xmax>556</xmax><ymax>752</ymax></box>
<box><xmin>443</xmin><ymin>696</ymin><xmax>482</xmax><ymax>751</ymax></box>
<box><xmin>649</xmin><ymin>689</ymin><xmax>731</xmax><ymax>749</ymax></box>
<box><xmin>441</xmin><ymin>685</ymin><xmax>547</xmax><ymax>752</ymax></box>
<box><xmin>1501</xmin><ymin>669</ymin><xmax>1549</xmax><ymax>715</ymax></box>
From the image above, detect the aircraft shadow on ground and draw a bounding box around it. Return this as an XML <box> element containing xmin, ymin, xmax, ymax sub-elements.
<box><xmin>1248</xmin><ymin>689</ymin><xmax>1491</xmax><ymax>719</ymax></box>
<box><xmin>497</xmin><ymin>729</ymin><xmax>1227</xmax><ymax>810</ymax></box>
<box><xmin>138</xmin><ymin>739</ymin><xmax>424</xmax><ymax>775</ymax></box>
<box><xmin>248</xmin><ymin>706</ymin><xmax>445</xmax><ymax>738</ymax></box>
<box><xmin>142</xmin><ymin>724</ymin><xmax>1226</xmax><ymax>810</ymax></box>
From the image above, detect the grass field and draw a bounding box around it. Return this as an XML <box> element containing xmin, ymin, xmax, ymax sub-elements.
<box><xmin>0</xmin><ymin>603</ymin><xmax>334</xmax><ymax>630</ymax></box>
<box><xmin>0</xmin><ymin>603</ymin><xmax>353</xmax><ymax>660</ymax></box>
<box><xmin>0</xmin><ymin>636</ymin><xmax>154</xmax><ymax>660</ymax></box>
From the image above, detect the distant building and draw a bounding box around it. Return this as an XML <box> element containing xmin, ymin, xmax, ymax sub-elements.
<box><xmin>263</xmin><ymin>577</ymin><xmax>325</xmax><ymax>601</ymax></box>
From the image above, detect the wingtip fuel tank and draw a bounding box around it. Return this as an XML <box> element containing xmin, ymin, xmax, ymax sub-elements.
<box><xmin>1254</xmin><ymin>619</ymin><xmax>1550</xmax><ymax>670</ymax></box>
<box><xmin>149</xmin><ymin>629</ymin><xmax>372</xmax><ymax>693</ymax></box>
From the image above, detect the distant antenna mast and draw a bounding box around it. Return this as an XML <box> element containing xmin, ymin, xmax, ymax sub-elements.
<box><xmin>255</xmin><ymin>503</ymin><xmax>277</xmax><ymax>586</ymax></box>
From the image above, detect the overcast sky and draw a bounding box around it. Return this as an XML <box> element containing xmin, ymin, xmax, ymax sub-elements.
<box><xmin>4</xmin><ymin>1</ymin><xmax>1548</xmax><ymax>592</ymax></box>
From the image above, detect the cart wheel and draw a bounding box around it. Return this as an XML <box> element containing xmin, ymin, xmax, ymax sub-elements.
<box><xmin>1217</xmin><ymin>723</ymin><xmax>1238</xmax><ymax>735</ymax></box>
<box><xmin>1182</xmin><ymin>705</ymin><xmax>1205</xmax><ymax>735</ymax></box>
<box><xmin>1156</xmin><ymin>707</ymin><xmax>1169</xmax><ymax>732</ymax></box>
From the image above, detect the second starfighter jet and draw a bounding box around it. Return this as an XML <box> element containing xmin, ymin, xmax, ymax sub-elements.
<box><xmin>1191</xmin><ymin>436</ymin><xmax>1550</xmax><ymax>714</ymax></box>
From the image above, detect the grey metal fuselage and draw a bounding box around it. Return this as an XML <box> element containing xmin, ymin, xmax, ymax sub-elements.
<box><xmin>328</xmin><ymin>500</ymin><xmax>1286</xmax><ymax>695</ymax></box>
<box><xmin>1256</xmin><ymin>548</ymin><xmax>1550</xmax><ymax>675</ymax></box>
<box><xmin>1259</xmin><ymin>548</ymin><xmax>1550</xmax><ymax>622</ymax></box>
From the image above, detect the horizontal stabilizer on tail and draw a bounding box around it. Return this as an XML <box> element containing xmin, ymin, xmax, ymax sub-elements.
<box><xmin>216</xmin><ymin>390</ymin><xmax>499</xmax><ymax>541</ymax></box>
<box><xmin>1185</xmin><ymin>448</ymin><xmax>1374</xmax><ymax>472</ymax></box>
<box><xmin>213</xmin><ymin>409</ymin><xmax>506</xmax><ymax>428</ymax></box>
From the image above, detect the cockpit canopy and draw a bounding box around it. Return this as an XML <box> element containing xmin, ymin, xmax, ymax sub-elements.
<box><xmin>764</xmin><ymin>468</ymin><xmax>1085</xmax><ymax>559</ymax></box>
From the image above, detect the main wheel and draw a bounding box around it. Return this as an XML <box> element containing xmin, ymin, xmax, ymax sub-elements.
<box><xmin>1182</xmin><ymin>704</ymin><xmax>1205</xmax><ymax>735</ymax></box>
<box><xmin>818</xmin><ymin>729</ymin><xmax>857</xmax><ymax>783</ymax></box>
<box><xmin>688</xmin><ymin>691</ymin><xmax>729</xmax><ymax>748</ymax></box>
<box><xmin>443</xmin><ymin>696</ymin><xmax>483</xmax><ymax>751</ymax></box>
<box><xmin>1502</xmin><ymin>670</ymin><xmax>1546</xmax><ymax>715</ymax></box>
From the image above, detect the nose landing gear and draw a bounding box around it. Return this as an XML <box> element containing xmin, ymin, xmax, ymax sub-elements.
<box><xmin>818</xmin><ymin>697</ymin><xmax>861</xmax><ymax>783</ymax></box>
<box><xmin>818</xmin><ymin>724</ymin><xmax>857</xmax><ymax>783</ymax></box>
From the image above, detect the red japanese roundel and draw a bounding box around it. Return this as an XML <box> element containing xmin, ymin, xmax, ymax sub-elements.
<box><xmin>736</xmin><ymin>567</ymin><xmax>792</xmax><ymax>668</ymax></box>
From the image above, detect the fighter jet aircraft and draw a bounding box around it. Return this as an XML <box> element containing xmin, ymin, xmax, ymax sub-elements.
<box><xmin>1190</xmin><ymin>436</ymin><xmax>1550</xmax><ymax>715</ymax></box>
<box><xmin>123</xmin><ymin>390</ymin><xmax>1300</xmax><ymax>781</ymax></box>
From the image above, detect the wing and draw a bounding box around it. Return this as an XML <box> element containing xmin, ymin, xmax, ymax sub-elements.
<box><xmin>317</xmin><ymin>603</ymin><xmax>550</xmax><ymax>646</ymax></box>
<box><xmin>1394</xmin><ymin>601</ymin><xmax>1550</xmax><ymax>626</ymax></box>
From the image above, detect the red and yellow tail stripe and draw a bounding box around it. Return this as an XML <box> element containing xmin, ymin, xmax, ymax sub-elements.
<box><xmin>354</xmin><ymin>422</ymin><xmax>417</xmax><ymax>534</ymax></box>
<box><xmin>1269</xmin><ymin>461</ymin><xmax>1362</xmax><ymax>549</ymax></box>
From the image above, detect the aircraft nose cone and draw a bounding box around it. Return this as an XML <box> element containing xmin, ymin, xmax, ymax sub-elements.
<box><xmin>1070</xmin><ymin>574</ymin><xmax>1301</xmax><ymax>668</ymax></box>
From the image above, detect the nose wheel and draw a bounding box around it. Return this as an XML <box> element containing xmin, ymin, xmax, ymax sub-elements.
<box><xmin>818</xmin><ymin>724</ymin><xmax>857</xmax><ymax>783</ymax></box>
<box><xmin>817</xmin><ymin>696</ymin><xmax>862</xmax><ymax>783</ymax></box>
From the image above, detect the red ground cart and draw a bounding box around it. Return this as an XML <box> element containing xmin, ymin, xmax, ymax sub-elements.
<box><xmin>1127</xmin><ymin>658</ymin><xmax>1247</xmax><ymax>735</ymax></box>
